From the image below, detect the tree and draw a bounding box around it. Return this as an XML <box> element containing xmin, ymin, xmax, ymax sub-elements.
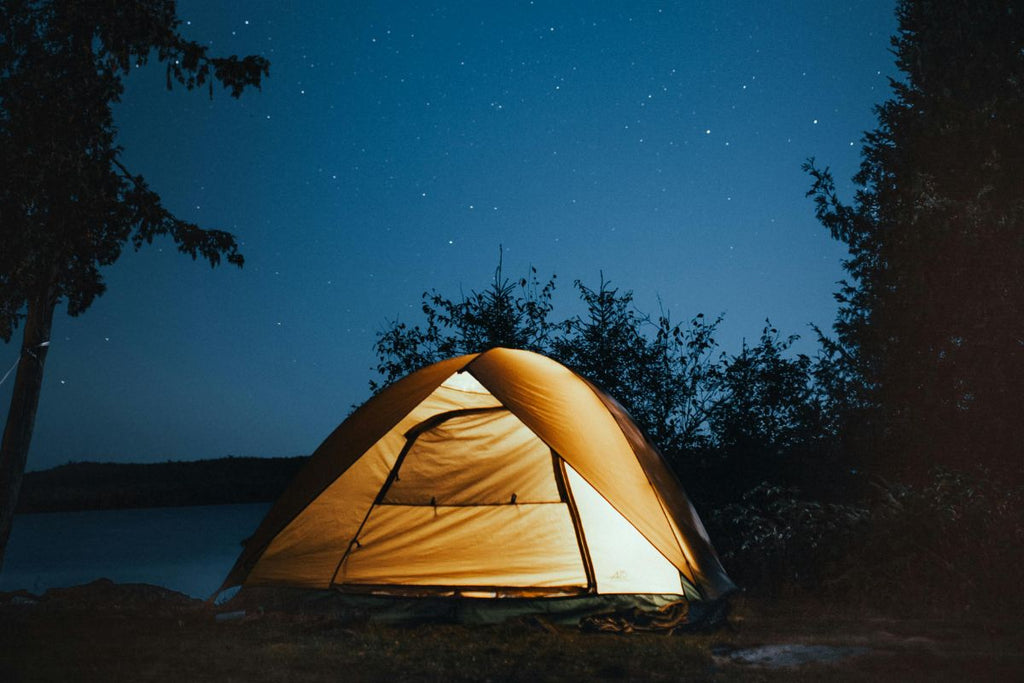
<box><xmin>375</xmin><ymin>268</ymin><xmax>727</xmax><ymax>464</ymax></box>
<box><xmin>806</xmin><ymin>0</ymin><xmax>1024</xmax><ymax>484</ymax></box>
<box><xmin>0</xmin><ymin>0</ymin><xmax>269</xmax><ymax>567</ymax></box>
<box><xmin>372</xmin><ymin>259</ymin><xmax>831</xmax><ymax>504</ymax></box>
<box><xmin>706</xmin><ymin>323</ymin><xmax>823</xmax><ymax>499</ymax></box>
<box><xmin>552</xmin><ymin>275</ymin><xmax>650</xmax><ymax>414</ymax></box>
<box><xmin>637</xmin><ymin>309</ymin><xmax>723</xmax><ymax>465</ymax></box>
<box><xmin>558</xmin><ymin>285</ymin><xmax>725</xmax><ymax>469</ymax></box>
<box><xmin>372</xmin><ymin>255</ymin><xmax>557</xmax><ymax>390</ymax></box>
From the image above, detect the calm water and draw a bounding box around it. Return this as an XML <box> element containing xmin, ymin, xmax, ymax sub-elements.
<box><xmin>0</xmin><ymin>503</ymin><xmax>270</xmax><ymax>598</ymax></box>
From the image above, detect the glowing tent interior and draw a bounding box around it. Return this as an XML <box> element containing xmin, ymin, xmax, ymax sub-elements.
<box><xmin>219</xmin><ymin>348</ymin><xmax>734</xmax><ymax>616</ymax></box>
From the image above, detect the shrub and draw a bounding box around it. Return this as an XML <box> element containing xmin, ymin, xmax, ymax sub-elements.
<box><xmin>708</xmin><ymin>468</ymin><xmax>1024</xmax><ymax>615</ymax></box>
<box><xmin>705</xmin><ymin>482</ymin><xmax>869</xmax><ymax>596</ymax></box>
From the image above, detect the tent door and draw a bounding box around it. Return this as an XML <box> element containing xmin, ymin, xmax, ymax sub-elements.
<box><xmin>552</xmin><ymin>451</ymin><xmax>597</xmax><ymax>593</ymax></box>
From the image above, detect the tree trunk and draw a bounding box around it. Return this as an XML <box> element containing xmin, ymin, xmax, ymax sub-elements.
<box><xmin>0</xmin><ymin>289</ymin><xmax>57</xmax><ymax>570</ymax></box>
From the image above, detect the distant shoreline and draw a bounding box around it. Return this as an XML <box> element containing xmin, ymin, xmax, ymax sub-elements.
<box><xmin>16</xmin><ymin>456</ymin><xmax>307</xmax><ymax>513</ymax></box>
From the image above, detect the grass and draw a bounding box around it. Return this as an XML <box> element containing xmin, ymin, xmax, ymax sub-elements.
<box><xmin>1</xmin><ymin>584</ymin><xmax>1022</xmax><ymax>682</ymax></box>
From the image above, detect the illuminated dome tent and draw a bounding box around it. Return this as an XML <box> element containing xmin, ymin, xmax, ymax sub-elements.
<box><xmin>219</xmin><ymin>348</ymin><xmax>734</xmax><ymax>615</ymax></box>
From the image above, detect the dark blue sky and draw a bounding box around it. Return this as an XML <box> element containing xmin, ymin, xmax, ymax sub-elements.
<box><xmin>2</xmin><ymin>1</ymin><xmax>898</xmax><ymax>470</ymax></box>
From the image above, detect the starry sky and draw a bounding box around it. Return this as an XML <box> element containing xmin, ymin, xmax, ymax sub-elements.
<box><xmin>2</xmin><ymin>1</ymin><xmax>899</xmax><ymax>470</ymax></box>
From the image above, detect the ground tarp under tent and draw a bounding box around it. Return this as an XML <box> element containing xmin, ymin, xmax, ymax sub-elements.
<box><xmin>218</xmin><ymin>348</ymin><xmax>735</xmax><ymax>624</ymax></box>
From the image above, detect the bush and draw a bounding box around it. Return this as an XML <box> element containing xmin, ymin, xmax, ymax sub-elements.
<box><xmin>705</xmin><ymin>483</ymin><xmax>869</xmax><ymax>596</ymax></box>
<box><xmin>708</xmin><ymin>468</ymin><xmax>1024</xmax><ymax>615</ymax></box>
<box><xmin>840</xmin><ymin>468</ymin><xmax>1024</xmax><ymax>614</ymax></box>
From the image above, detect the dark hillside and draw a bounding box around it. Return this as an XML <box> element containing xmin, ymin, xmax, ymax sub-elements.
<box><xmin>16</xmin><ymin>456</ymin><xmax>307</xmax><ymax>513</ymax></box>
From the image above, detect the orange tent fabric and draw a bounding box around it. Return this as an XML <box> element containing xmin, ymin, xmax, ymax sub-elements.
<box><xmin>220</xmin><ymin>348</ymin><xmax>734</xmax><ymax>601</ymax></box>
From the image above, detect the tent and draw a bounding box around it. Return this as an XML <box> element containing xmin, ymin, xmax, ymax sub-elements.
<box><xmin>219</xmin><ymin>348</ymin><xmax>734</xmax><ymax>617</ymax></box>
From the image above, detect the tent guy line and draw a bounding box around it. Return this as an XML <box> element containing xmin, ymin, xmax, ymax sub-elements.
<box><xmin>0</xmin><ymin>342</ymin><xmax>49</xmax><ymax>389</ymax></box>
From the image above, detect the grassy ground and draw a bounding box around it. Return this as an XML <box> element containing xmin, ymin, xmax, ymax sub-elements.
<box><xmin>1</xmin><ymin>583</ymin><xmax>1021</xmax><ymax>682</ymax></box>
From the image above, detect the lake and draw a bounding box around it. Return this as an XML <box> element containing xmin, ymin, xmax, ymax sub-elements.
<box><xmin>0</xmin><ymin>503</ymin><xmax>271</xmax><ymax>599</ymax></box>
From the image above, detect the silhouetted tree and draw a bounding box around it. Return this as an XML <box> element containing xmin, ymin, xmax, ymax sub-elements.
<box><xmin>554</xmin><ymin>280</ymin><xmax>726</xmax><ymax>493</ymax></box>
<box><xmin>0</xmin><ymin>0</ymin><xmax>268</xmax><ymax>567</ymax></box>
<box><xmin>373</xmin><ymin>260</ymin><xmax>831</xmax><ymax>504</ymax></box>
<box><xmin>707</xmin><ymin>323</ymin><xmax>823</xmax><ymax>499</ymax></box>
<box><xmin>552</xmin><ymin>278</ymin><xmax>722</xmax><ymax>453</ymax></box>
<box><xmin>808</xmin><ymin>327</ymin><xmax>877</xmax><ymax>491</ymax></box>
<box><xmin>805</xmin><ymin>0</ymin><xmax>1023</xmax><ymax>484</ymax></box>
<box><xmin>553</xmin><ymin>276</ymin><xmax>650</xmax><ymax>414</ymax></box>
<box><xmin>372</xmin><ymin>256</ymin><xmax>557</xmax><ymax>389</ymax></box>
<box><xmin>638</xmin><ymin>310</ymin><xmax>723</xmax><ymax>464</ymax></box>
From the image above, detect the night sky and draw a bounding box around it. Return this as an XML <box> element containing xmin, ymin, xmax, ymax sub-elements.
<box><xmin>2</xmin><ymin>1</ymin><xmax>898</xmax><ymax>470</ymax></box>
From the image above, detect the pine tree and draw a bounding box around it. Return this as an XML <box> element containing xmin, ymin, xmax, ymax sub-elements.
<box><xmin>806</xmin><ymin>0</ymin><xmax>1024</xmax><ymax>483</ymax></box>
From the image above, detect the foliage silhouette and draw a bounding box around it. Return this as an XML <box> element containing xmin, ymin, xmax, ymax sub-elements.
<box><xmin>372</xmin><ymin>254</ymin><xmax>556</xmax><ymax>391</ymax></box>
<box><xmin>0</xmin><ymin>0</ymin><xmax>269</xmax><ymax>568</ymax></box>
<box><xmin>372</xmin><ymin>261</ymin><xmax>842</xmax><ymax>505</ymax></box>
<box><xmin>703</xmin><ymin>323</ymin><xmax>826</xmax><ymax>501</ymax></box>
<box><xmin>805</xmin><ymin>0</ymin><xmax>1024</xmax><ymax>484</ymax></box>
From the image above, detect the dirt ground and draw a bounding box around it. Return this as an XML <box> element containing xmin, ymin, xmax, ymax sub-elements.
<box><xmin>1</xmin><ymin>581</ymin><xmax>1021</xmax><ymax>682</ymax></box>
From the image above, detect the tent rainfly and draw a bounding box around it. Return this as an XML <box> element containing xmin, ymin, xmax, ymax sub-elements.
<box><xmin>219</xmin><ymin>348</ymin><xmax>735</xmax><ymax>611</ymax></box>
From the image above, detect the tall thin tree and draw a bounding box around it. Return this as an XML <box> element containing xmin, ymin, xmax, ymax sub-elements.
<box><xmin>0</xmin><ymin>0</ymin><xmax>269</xmax><ymax>567</ymax></box>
